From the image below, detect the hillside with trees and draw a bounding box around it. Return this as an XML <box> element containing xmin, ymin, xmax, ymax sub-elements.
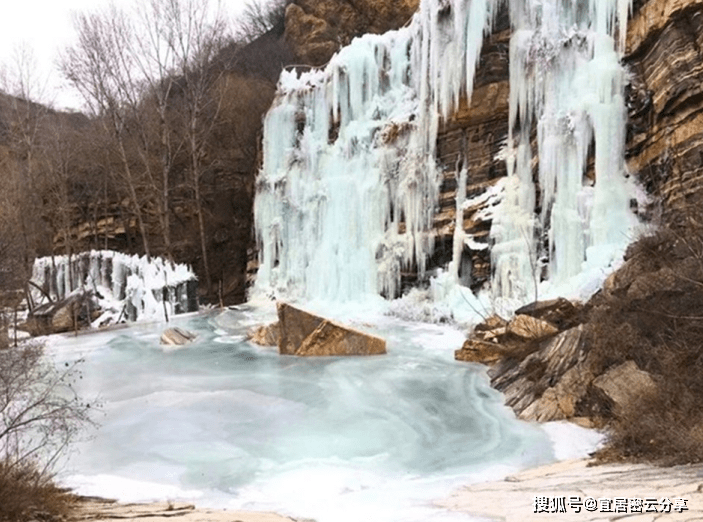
<box><xmin>0</xmin><ymin>0</ymin><xmax>295</xmax><ymax>306</ymax></box>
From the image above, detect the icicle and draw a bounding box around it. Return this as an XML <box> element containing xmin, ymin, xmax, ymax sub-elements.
<box><xmin>490</xmin><ymin>0</ymin><xmax>637</xmax><ymax>304</ymax></box>
<box><xmin>29</xmin><ymin>250</ymin><xmax>198</xmax><ymax>322</ymax></box>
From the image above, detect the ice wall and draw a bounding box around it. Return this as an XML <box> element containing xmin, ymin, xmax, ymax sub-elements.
<box><xmin>255</xmin><ymin>0</ymin><xmax>640</xmax><ymax>308</ymax></box>
<box><xmin>491</xmin><ymin>0</ymin><xmax>638</xmax><ymax>304</ymax></box>
<box><xmin>254</xmin><ymin>0</ymin><xmax>496</xmax><ymax>302</ymax></box>
<box><xmin>30</xmin><ymin>251</ymin><xmax>198</xmax><ymax>323</ymax></box>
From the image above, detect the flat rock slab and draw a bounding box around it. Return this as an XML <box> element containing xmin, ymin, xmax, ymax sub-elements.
<box><xmin>71</xmin><ymin>499</ymin><xmax>298</xmax><ymax>522</ymax></box>
<box><xmin>277</xmin><ymin>302</ymin><xmax>386</xmax><ymax>356</ymax></box>
<box><xmin>160</xmin><ymin>327</ymin><xmax>197</xmax><ymax>346</ymax></box>
<box><xmin>439</xmin><ymin>458</ymin><xmax>703</xmax><ymax>521</ymax></box>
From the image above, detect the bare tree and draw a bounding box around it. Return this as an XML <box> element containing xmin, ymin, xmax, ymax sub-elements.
<box><xmin>165</xmin><ymin>0</ymin><xmax>229</xmax><ymax>294</ymax></box>
<box><xmin>235</xmin><ymin>0</ymin><xmax>290</xmax><ymax>43</ymax></box>
<box><xmin>0</xmin><ymin>340</ymin><xmax>94</xmax><ymax>477</ymax></box>
<box><xmin>0</xmin><ymin>44</ymin><xmax>50</xmax><ymax>271</ymax></box>
<box><xmin>61</xmin><ymin>8</ymin><xmax>153</xmax><ymax>259</ymax></box>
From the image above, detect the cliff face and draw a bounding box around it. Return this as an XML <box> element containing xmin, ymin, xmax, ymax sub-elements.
<box><xmin>625</xmin><ymin>0</ymin><xmax>703</xmax><ymax>214</ymax></box>
<box><xmin>436</xmin><ymin>0</ymin><xmax>703</xmax><ymax>288</ymax></box>
<box><xmin>35</xmin><ymin>0</ymin><xmax>701</xmax><ymax>306</ymax></box>
<box><xmin>284</xmin><ymin>0</ymin><xmax>419</xmax><ymax>65</ymax></box>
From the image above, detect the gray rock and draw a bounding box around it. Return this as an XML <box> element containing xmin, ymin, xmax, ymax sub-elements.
<box><xmin>592</xmin><ymin>360</ymin><xmax>657</xmax><ymax>416</ymax></box>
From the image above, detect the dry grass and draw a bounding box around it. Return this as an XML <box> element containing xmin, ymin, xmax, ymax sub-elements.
<box><xmin>583</xmin><ymin>207</ymin><xmax>703</xmax><ymax>463</ymax></box>
<box><xmin>0</xmin><ymin>461</ymin><xmax>76</xmax><ymax>522</ymax></box>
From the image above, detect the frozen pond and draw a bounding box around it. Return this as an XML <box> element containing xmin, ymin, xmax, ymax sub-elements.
<box><xmin>50</xmin><ymin>308</ymin><xmax>600</xmax><ymax>522</ymax></box>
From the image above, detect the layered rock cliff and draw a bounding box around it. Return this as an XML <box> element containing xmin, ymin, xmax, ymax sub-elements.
<box><xmin>435</xmin><ymin>0</ymin><xmax>703</xmax><ymax>289</ymax></box>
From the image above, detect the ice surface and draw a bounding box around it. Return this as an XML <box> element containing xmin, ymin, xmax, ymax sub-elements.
<box><xmin>51</xmin><ymin>309</ymin><xmax>601</xmax><ymax>522</ymax></box>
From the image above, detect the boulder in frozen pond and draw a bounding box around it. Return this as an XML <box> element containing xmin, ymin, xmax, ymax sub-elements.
<box><xmin>277</xmin><ymin>302</ymin><xmax>386</xmax><ymax>356</ymax></box>
<box><xmin>160</xmin><ymin>327</ymin><xmax>197</xmax><ymax>346</ymax></box>
<box><xmin>247</xmin><ymin>322</ymin><xmax>280</xmax><ymax>346</ymax></box>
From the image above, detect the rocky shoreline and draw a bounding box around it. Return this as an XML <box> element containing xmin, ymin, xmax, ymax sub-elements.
<box><xmin>70</xmin><ymin>455</ymin><xmax>703</xmax><ymax>522</ymax></box>
<box><xmin>440</xmin><ymin>458</ymin><xmax>703</xmax><ymax>521</ymax></box>
<box><xmin>70</xmin><ymin>498</ymin><xmax>302</xmax><ymax>522</ymax></box>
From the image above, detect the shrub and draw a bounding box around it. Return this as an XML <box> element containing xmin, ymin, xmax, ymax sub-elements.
<box><xmin>235</xmin><ymin>0</ymin><xmax>291</xmax><ymax>43</ymax></box>
<box><xmin>0</xmin><ymin>462</ymin><xmax>75</xmax><ymax>522</ymax></box>
<box><xmin>0</xmin><ymin>339</ymin><xmax>94</xmax><ymax>520</ymax></box>
<box><xmin>585</xmin><ymin>205</ymin><xmax>703</xmax><ymax>463</ymax></box>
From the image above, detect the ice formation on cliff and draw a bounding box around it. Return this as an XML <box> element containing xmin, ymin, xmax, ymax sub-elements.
<box><xmin>30</xmin><ymin>251</ymin><xmax>198</xmax><ymax>322</ymax></box>
<box><xmin>254</xmin><ymin>0</ymin><xmax>639</xmax><ymax>308</ymax></box>
<box><xmin>491</xmin><ymin>0</ymin><xmax>638</xmax><ymax>305</ymax></box>
<box><xmin>255</xmin><ymin>0</ymin><xmax>496</xmax><ymax>302</ymax></box>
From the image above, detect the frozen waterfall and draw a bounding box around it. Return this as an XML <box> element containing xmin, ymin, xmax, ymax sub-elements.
<box><xmin>254</xmin><ymin>0</ymin><xmax>641</xmax><ymax>308</ymax></box>
<box><xmin>491</xmin><ymin>0</ymin><xmax>638</xmax><ymax>305</ymax></box>
<box><xmin>30</xmin><ymin>251</ymin><xmax>198</xmax><ymax>323</ymax></box>
<box><xmin>254</xmin><ymin>0</ymin><xmax>496</xmax><ymax>303</ymax></box>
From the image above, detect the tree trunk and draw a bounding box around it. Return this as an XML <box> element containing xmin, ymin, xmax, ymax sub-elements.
<box><xmin>190</xmin><ymin>122</ymin><xmax>212</xmax><ymax>295</ymax></box>
<box><xmin>116</xmin><ymin>139</ymin><xmax>151</xmax><ymax>260</ymax></box>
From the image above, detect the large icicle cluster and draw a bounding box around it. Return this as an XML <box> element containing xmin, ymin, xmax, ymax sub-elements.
<box><xmin>254</xmin><ymin>0</ymin><xmax>495</xmax><ymax>302</ymax></box>
<box><xmin>30</xmin><ymin>251</ymin><xmax>198</xmax><ymax>322</ymax></box>
<box><xmin>255</xmin><ymin>0</ymin><xmax>640</xmax><ymax>308</ymax></box>
<box><xmin>491</xmin><ymin>0</ymin><xmax>637</xmax><ymax>304</ymax></box>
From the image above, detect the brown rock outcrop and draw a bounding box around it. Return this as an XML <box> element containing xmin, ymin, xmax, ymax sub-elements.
<box><xmin>284</xmin><ymin>0</ymin><xmax>419</xmax><ymax>66</ymax></box>
<box><xmin>625</xmin><ymin>0</ymin><xmax>703</xmax><ymax>215</ymax></box>
<box><xmin>277</xmin><ymin>302</ymin><xmax>386</xmax><ymax>356</ymax></box>
<box><xmin>455</xmin><ymin>338</ymin><xmax>506</xmax><ymax>364</ymax></box>
<box><xmin>455</xmin><ymin>300</ymin><xmax>598</xmax><ymax>422</ymax></box>
<box><xmin>489</xmin><ymin>325</ymin><xmax>588</xmax><ymax>421</ymax></box>
<box><xmin>506</xmin><ymin>314</ymin><xmax>559</xmax><ymax>341</ymax></box>
<box><xmin>514</xmin><ymin>298</ymin><xmax>581</xmax><ymax>329</ymax></box>
<box><xmin>248</xmin><ymin>322</ymin><xmax>281</xmax><ymax>346</ymax></box>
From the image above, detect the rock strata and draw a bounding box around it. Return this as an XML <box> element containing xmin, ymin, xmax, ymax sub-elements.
<box><xmin>429</xmin><ymin>0</ymin><xmax>703</xmax><ymax>287</ymax></box>
<box><xmin>456</xmin><ymin>299</ymin><xmax>608</xmax><ymax>424</ymax></box>
<box><xmin>285</xmin><ymin>0</ymin><xmax>419</xmax><ymax>65</ymax></box>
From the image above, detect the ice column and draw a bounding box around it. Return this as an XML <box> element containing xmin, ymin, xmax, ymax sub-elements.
<box><xmin>30</xmin><ymin>251</ymin><xmax>198</xmax><ymax>321</ymax></box>
<box><xmin>255</xmin><ymin>0</ymin><xmax>495</xmax><ymax>303</ymax></box>
<box><xmin>491</xmin><ymin>0</ymin><xmax>636</xmax><ymax>303</ymax></box>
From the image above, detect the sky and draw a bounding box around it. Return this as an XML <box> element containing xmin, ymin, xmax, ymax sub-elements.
<box><xmin>0</xmin><ymin>0</ymin><xmax>257</xmax><ymax>111</ymax></box>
